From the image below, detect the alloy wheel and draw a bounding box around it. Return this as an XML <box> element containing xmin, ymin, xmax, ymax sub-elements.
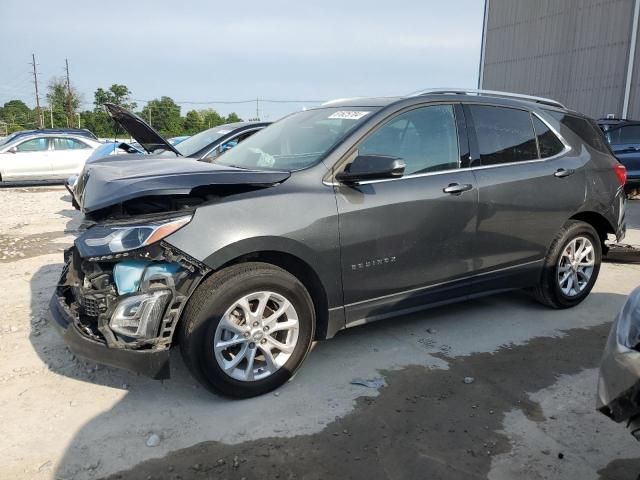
<box><xmin>213</xmin><ymin>291</ymin><xmax>299</xmax><ymax>381</ymax></box>
<box><xmin>557</xmin><ymin>236</ymin><xmax>595</xmax><ymax>297</ymax></box>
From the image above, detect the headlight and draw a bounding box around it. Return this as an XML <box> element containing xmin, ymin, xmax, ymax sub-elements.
<box><xmin>110</xmin><ymin>290</ymin><xmax>172</xmax><ymax>338</ymax></box>
<box><xmin>77</xmin><ymin>215</ymin><xmax>192</xmax><ymax>257</ymax></box>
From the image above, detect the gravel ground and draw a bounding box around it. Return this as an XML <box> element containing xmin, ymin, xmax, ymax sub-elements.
<box><xmin>0</xmin><ymin>186</ymin><xmax>639</xmax><ymax>480</ymax></box>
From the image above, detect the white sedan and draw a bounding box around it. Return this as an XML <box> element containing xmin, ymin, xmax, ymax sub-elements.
<box><xmin>0</xmin><ymin>133</ymin><xmax>102</xmax><ymax>182</ymax></box>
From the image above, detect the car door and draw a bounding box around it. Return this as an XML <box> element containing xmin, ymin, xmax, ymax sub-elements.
<box><xmin>334</xmin><ymin>103</ymin><xmax>478</xmax><ymax>325</ymax></box>
<box><xmin>607</xmin><ymin>124</ymin><xmax>640</xmax><ymax>181</ymax></box>
<box><xmin>50</xmin><ymin>137</ymin><xmax>93</xmax><ymax>178</ymax></box>
<box><xmin>0</xmin><ymin>137</ymin><xmax>51</xmax><ymax>180</ymax></box>
<box><xmin>464</xmin><ymin>104</ymin><xmax>585</xmax><ymax>292</ymax></box>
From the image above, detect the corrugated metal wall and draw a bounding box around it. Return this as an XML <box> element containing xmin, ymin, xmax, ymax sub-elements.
<box><xmin>482</xmin><ymin>0</ymin><xmax>636</xmax><ymax>118</ymax></box>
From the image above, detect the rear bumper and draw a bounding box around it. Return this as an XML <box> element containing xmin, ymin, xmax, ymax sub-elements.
<box><xmin>48</xmin><ymin>293</ymin><xmax>170</xmax><ymax>379</ymax></box>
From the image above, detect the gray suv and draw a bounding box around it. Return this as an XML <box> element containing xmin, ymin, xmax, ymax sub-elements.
<box><xmin>49</xmin><ymin>89</ymin><xmax>627</xmax><ymax>397</ymax></box>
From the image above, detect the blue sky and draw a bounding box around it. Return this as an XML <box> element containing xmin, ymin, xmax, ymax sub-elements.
<box><xmin>0</xmin><ymin>0</ymin><xmax>485</xmax><ymax>120</ymax></box>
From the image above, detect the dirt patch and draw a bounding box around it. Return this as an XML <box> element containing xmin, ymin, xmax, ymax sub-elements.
<box><xmin>101</xmin><ymin>323</ymin><xmax>614</xmax><ymax>480</ymax></box>
<box><xmin>0</xmin><ymin>231</ymin><xmax>68</xmax><ymax>262</ymax></box>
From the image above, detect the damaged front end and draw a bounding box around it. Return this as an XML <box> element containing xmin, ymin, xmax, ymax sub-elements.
<box><xmin>597</xmin><ymin>287</ymin><xmax>640</xmax><ymax>439</ymax></box>
<box><xmin>49</xmin><ymin>213</ymin><xmax>209</xmax><ymax>379</ymax></box>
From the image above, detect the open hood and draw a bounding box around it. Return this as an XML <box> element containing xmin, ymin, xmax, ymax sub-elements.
<box><xmin>104</xmin><ymin>103</ymin><xmax>182</xmax><ymax>156</ymax></box>
<box><xmin>75</xmin><ymin>156</ymin><xmax>290</xmax><ymax>215</ymax></box>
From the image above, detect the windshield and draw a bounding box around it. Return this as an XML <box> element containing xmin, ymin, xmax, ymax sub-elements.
<box><xmin>215</xmin><ymin>107</ymin><xmax>378</xmax><ymax>171</ymax></box>
<box><xmin>174</xmin><ymin>126</ymin><xmax>236</xmax><ymax>157</ymax></box>
<box><xmin>0</xmin><ymin>132</ymin><xmax>21</xmax><ymax>146</ymax></box>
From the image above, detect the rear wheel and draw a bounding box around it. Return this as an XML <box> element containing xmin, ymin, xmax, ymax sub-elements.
<box><xmin>531</xmin><ymin>220</ymin><xmax>601</xmax><ymax>308</ymax></box>
<box><xmin>180</xmin><ymin>262</ymin><xmax>315</xmax><ymax>398</ymax></box>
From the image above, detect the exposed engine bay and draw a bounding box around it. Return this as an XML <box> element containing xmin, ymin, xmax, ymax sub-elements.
<box><xmin>55</xmin><ymin>240</ymin><xmax>210</xmax><ymax>352</ymax></box>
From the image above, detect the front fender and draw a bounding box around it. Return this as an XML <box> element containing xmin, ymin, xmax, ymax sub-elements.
<box><xmin>164</xmin><ymin>180</ymin><xmax>342</xmax><ymax>308</ymax></box>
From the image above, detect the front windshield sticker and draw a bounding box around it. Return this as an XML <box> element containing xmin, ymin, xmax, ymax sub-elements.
<box><xmin>328</xmin><ymin>111</ymin><xmax>370</xmax><ymax>120</ymax></box>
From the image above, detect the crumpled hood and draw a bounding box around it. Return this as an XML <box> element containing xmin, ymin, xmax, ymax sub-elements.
<box><xmin>75</xmin><ymin>156</ymin><xmax>290</xmax><ymax>214</ymax></box>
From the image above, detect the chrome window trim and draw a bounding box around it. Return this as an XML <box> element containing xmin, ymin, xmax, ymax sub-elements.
<box><xmin>531</xmin><ymin>111</ymin><xmax>572</xmax><ymax>157</ymax></box>
<box><xmin>324</xmin><ymin>108</ymin><xmax>573</xmax><ymax>187</ymax></box>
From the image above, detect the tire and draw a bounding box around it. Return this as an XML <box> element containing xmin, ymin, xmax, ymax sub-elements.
<box><xmin>531</xmin><ymin>220</ymin><xmax>602</xmax><ymax>309</ymax></box>
<box><xmin>179</xmin><ymin>262</ymin><xmax>315</xmax><ymax>398</ymax></box>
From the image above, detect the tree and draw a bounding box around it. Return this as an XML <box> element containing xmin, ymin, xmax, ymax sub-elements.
<box><xmin>183</xmin><ymin>110</ymin><xmax>203</xmax><ymax>135</ymax></box>
<box><xmin>225</xmin><ymin>112</ymin><xmax>243</xmax><ymax>123</ymax></box>
<box><xmin>94</xmin><ymin>84</ymin><xmax>136</xmax><ymax>112</ymax></box>
<box><xmin>0</xmin><ymin>100</ymin><xmax>34</xmax><ymax>131</ymax></box>
<box><xmin>200</xmin><ymin>109</ymin><xmax>225</xmax><ymax>128</ymax></box>
<box><xmin>140</xmin><ymin>97</ymin><xmax>182</xmax><ymax>136</ymax></box>
<box><xmin>46</xmin><ymin>77</ymin><xmax>81</xmax><ymax>128</ymax></box>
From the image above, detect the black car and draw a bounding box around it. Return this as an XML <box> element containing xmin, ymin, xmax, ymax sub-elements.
<box><xmin>598</xmin><ymin>118</ymin><xmax>640</xmax><ymax>188</ymax></box>
<box><xmin>50</xmin><ymin>89</ymin><xmax>626</xmax><ymax>398</ymax></box>
<box><xmin>68</xmin><ymin>103</ymin><xmax>270</xmax><ymax>207</ymax></box>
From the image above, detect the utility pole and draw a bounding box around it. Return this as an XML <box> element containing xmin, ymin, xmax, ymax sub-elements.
<box><xmin>65</xmin><ymin>58</ymin><xmax>73</xmax><ymax>127</ymax></box>
<box><xmin>255</xmin><ymin>97</ymin><xmax>260</xmax><ymax>121</ymax></box>
<box><xmin>30</xmin><ymin>54</ymin><xmax>43</xmax><ymax>128</ymax></box>
<box><xmin>148</xmin><ymin>106</ymin><xmax>152</xmax><ymax>127</ymax></box>
<box><xmin>50</xmin><ymin>105</ymin><xmax>53</xmax><ymax>128</ymax></box>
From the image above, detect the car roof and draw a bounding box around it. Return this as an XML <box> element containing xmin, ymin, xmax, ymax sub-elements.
<box><xmin>3</xmin><ymin>132</ymin><xmax>99</xmax><ymax>144</ymax></box>
<box><xmin>315</xmin><ymin>91</ymin><xmax>575</xmax><ymax>115</ymax></box>
<box><xmin>7</xmin><ymin>128</ymin><xmax>98</xmax><ymax>139</ymax></box>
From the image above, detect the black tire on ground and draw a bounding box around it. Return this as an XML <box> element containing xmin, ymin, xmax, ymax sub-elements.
<box><xmin>531</xmin><ymin>220</ymin><xmax>602</xmax><ymax>309</ymax></box>
<box><xmin>179</xmin><ymin>262</ymin><xmax>315</xmax><ymax>398</ymax></box>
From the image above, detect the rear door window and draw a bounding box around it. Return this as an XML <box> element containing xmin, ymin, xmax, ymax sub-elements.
<box><xmin>532</xmin><ymin>116</ymin><xmax>565</xmax><ymax>158</ymax></box>
<box><xmin>468</xmin><ymin>105</ymin><xmax>538</xmax><ymax>165</ymax></box>
<box><xmin>52</xmin><ymin>137</ymin><xmax>89</xmax><ymax>150</ymax></box>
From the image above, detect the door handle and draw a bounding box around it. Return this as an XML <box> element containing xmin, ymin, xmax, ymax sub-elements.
<box><xmin>554</xmin><ymin>168</ymin><xmax>575</xmax><ymax>178</ymax></box>
<box><xmin>443</xmin><ymin>183</ymin><xmax>473</xmax><ymax>195</ymax></box>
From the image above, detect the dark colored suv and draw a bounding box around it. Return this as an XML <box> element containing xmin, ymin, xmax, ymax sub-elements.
<box><xmin>49</xmin><ymin>89</ymin><xmax>627</xmax><ymax>397</ymax></box>
<box><xmin>598</xmin><ymin>118</ymin><xmax>640</xmax><ymax>189</ymax></box>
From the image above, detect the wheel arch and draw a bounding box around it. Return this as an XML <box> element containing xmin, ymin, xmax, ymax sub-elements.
<box><xmin>197</xmin><ymin>236</ymin><xmax>338</xmax><ymax>341</ymax></box>
<box><xmin>217</xmin><ymin>251</ymin><xmax>330</xmax><ymax>340</ymax></box>
<box><xmin>569</xmin><ymin>210</ymin><xmax>616</xmax><ymax>248</ymax></box>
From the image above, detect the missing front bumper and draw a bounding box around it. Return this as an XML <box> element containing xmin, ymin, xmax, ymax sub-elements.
<box><xmin>49</xmin><ymin>294</ymin><xmax>171</xmax><ymax>379</ymax></box>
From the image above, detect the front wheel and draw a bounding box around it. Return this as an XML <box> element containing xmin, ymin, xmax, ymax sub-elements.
<box><xmin>179</xmin><ymin>262</ymin><xmax>315</xmax><ymax>398</ymax></box>
<box><xmin>531</xmin><ymin>220</ymin><xmax>602</xmax><ymax>309</ymax></box>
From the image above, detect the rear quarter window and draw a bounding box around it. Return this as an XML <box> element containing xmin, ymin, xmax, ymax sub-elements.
<box><xmin>546</xmin><ymin>111</ymin><xmax>610</xmax><ymax>153</ymax></box>
<box><xmin>532</xmin><ymin>115</ymin><xmax>565</xmax><ymax>158</ymax></box>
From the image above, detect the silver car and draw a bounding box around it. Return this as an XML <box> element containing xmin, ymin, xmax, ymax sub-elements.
<box><xmin>0</xmin><ymin>133</ymin><xmax>102</xmax><ymax>182</ymax></box>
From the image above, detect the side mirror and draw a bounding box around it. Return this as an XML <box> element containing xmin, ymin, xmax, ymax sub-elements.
<box><xmin>336</xmin><ymin>154</ymin><xmax>405</xmax><ymax>184</ymax></box>
<box><xmin>7</xmin><ymin>146</ymin><xmax>17</xmax><ymax>154</ymax></box>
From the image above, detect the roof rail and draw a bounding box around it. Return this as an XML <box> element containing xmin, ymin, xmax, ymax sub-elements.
<box><xmin>407</xmin><ymin>88</ymin><xmax>567</xmax><ymax>109</ymax></box>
